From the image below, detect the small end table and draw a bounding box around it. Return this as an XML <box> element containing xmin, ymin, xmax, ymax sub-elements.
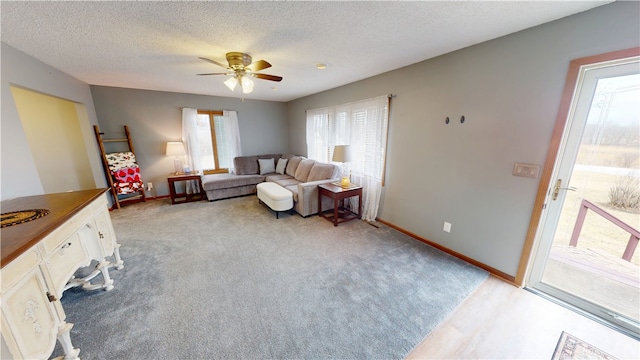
<box><xmin>167</xmin><ymin>173</ymin><xmax>206</xmax><ymax>205</ymax></box>
<box><xmin>318</xmin><ymin>183</ymin><xmax>363</xmax><ymax>226</ymax></box>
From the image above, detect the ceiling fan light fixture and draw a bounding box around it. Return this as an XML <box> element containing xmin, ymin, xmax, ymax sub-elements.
<box><xmin>199</xmin><ymin>52</ymin><xmax>281</xmax><ymax>94</ymax></box>
<box><xmin>224</xmin><ymin>77</ymin><xmax>238</xmax><ymax>91</ymax></box>
<box><xmin>241</xmin><ymin>76</ymin><xmax>254</xmax><ymax>94</ymax></box>
<box><xmin>241</xmin><ymin>76</ymin><xmax>253</xmax><ymax>88</ymax></box>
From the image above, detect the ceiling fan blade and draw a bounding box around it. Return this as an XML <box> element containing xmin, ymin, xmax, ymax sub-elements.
<box><xmin>254</xmin><ymin>73</ymin><xmax>282</xmax><ymax>82</ymax></box>
<box><xmin>199</xmin><ymin>57</ymin><xmax>228</xmax><ymax>69</ymax></box>
<box><xmin>248</xmin><ymin>60</ymin><xmax>272</xmax><ymax>72</ymax></box>
<box><xmin>197</xmin><ymin>72</ymin><xmax>229</xmax><ymax>76</ymax></box>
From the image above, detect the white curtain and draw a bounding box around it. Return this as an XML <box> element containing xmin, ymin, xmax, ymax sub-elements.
<box><xmin>182</xmin><ymin>107</ymin><xmax>200</xmax><ymax>193</ymax></box>
<box><xmin>220</xmin><ymin>110</ymin><xmax>242</xmax><ymax>174</ymax></box>
<box><xmin>306</xmin><ymin>95</ymin><xmax>390</xmax><ymax>221</ymax></box>
<box><xmin>182</xmin><ymin>108</ymin><xmax>200</xmax><ymax>172</ymax></box>
<box><xmin>182</xmin><ymin>108</ymin><xmax>242</xmax><ymax>176</ymax></box>
<box><xmin>306</xmin><ymin>108</ymin><xmax>331</xmax><ymax>162</ymax></box>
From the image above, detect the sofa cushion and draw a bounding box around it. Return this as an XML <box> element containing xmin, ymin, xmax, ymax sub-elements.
<box><xmin>234</xmin><ymin>156</ymin><xmax>259</xmax><ymax>175</ymax></box>
<box><xmin>258</xmin><ymin>158</ymin><xmax>276</xmax><ymax>175</ymax></box>
<box><xmin>308</xmin><ymin>162</ymin><xmax>337</xmax><ymax>182</ymax></box>
<box><xmin>285</xmin><ymin>156</ymin><xmax>304</xmax><ymax>177</ymax></box>
<box><xmin>273</xmin><ymin>178</ymin><xmax>302</xmax><ymax>188</ymax></box>
<box><xmin>275</xmin><ymin>158</ymin><xmax>288</xmax><ymax>174</ymax></box>
<box><xmin>294</xmin><ymin>159</ymin><xmax>315</xmax><ymax>182</ymax></box>
<box><xmin>265</xmin><ymin>174</ymin><xmax>292</xmax><ymax>182</ymax></box>
<box><xmin>284</xmin><ymin>185</ymin><xmax>299</xmax><ymax>202</ymax></box>
<box><xmin>201</xmin><ymin>173</ymin><xmax>265</xmax><ymax>190</ymax></box>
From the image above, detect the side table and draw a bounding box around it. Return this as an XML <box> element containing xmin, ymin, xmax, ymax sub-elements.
<box><xmin>318</xmin><ymin>183</ymin><xmax>363</xmax><ymax>226</ymax></box>
<box><xmin>167</xmin><ymin>173</ymin><xmax>206</xmax><ymax>205</ymax></box>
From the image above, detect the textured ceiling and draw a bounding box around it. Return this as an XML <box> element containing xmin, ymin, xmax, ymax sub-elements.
<box><xmin>1</xmin><ymin>1</ymin><xmax>611</xmax><ymax>102</ymax></box>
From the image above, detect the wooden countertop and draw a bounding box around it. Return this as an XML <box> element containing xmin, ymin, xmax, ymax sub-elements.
<box><xmin>1</xmin><ymin>188</ymin><xmax>109</xmax><ymax>268</ymax></box>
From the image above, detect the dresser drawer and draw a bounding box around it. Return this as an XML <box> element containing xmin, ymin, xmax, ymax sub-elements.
<box><xmin>44</xmin><ymin>231</ymin><xmax>90</xmax><ymax>295</ymax></box>
<box><xmin>41</xmin><ymin>206</ymin><xmax>92</xmax><ymax>255</ymax></box>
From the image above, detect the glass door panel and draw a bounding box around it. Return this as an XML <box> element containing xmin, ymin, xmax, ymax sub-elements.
<box><xmin>528</xmin><ymin>59</ymin><xmax>640</xmax><ymax>336</ymax></box>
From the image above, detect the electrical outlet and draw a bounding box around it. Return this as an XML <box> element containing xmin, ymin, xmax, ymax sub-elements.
<box><xmin>147</xmin><ymin>182</ymin><xmax>153</xmax><ymax>191</ymax></box>
<box><xmin>443</xmin><ymin>222</ymin><xmax>451</xmax><ymax>233</ymax></box>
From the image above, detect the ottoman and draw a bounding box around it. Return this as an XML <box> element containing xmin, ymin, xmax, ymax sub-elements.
<box><xmin>256</xmin><ymin>182</ymin><xmax>293</xmax><ymax>219</ymax></box>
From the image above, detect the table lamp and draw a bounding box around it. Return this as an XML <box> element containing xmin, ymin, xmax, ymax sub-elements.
<box><xmin>166</xmin><ymin>141</ymin><xmax>186</xmax><ymax>174</ymax></box>
<box><xmin>332</xmin><ymin>145</ymin><xmax>353</xmax><ymax>187</ymax></box>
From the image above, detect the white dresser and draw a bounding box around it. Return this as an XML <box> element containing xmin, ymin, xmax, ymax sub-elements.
<box><xmin>1</xmin><ymin>189</ymin><xmax>123</xmax><ymax>359</ymax></box>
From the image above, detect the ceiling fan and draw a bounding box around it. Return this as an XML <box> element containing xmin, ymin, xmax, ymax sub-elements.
<box><xmin>197</xmin><ymin>52</ymin><xmax>283</xmax><ymax>94</ymax></box>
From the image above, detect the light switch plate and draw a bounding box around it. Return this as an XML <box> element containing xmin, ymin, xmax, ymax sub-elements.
<box><xmin>513</xmin><ymin>163</ymin><xmax>540</xmax><ymax>178</ymax></box>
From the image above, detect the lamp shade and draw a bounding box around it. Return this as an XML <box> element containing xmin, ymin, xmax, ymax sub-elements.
<box><xmin>224</xmin><ymin>77</ymin><xmax>238</xmax><ymax>91</ymax></box>
<box><xmin>166</xmin><ymin>141</ymin><xmax>186</xmax><ymax>156</ymax></box>
<box><xmin>241</xmin><ymin>76</ymin><xmax>254</xmax><ymax>94</ymax></box>
<box><xmin>332</xmin><ymin>145</ymin><xmax>353</xmax><ymax>162</ymax></box>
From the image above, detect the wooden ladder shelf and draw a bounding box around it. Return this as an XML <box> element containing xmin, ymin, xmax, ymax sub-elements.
<box><xmin>94</xmin><ymin>125</ymin><xmax>146</xmax><ymax>209</ymax></box>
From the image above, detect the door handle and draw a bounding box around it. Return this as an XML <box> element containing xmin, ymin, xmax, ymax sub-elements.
<box><xmin>552</xmin><ymin>179</ymin><xmax>577</xmax><ymax>200</ymax></box>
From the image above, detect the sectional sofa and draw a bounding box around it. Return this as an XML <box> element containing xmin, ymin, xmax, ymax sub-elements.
<box><xmin>201</xmin><ymin>154</ymin><xmax>340</xmax><ymax>217</ymax></box>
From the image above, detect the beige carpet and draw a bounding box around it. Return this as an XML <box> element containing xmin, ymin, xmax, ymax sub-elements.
<box><xmin>53</xmin><ymin>196</ymin><xmax>488</xmax><ymax>359</ymax></box>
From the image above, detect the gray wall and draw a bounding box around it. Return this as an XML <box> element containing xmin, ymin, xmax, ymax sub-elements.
<box><xmin>286</xmin><ymin>1</ymin><xmax>640</xmax><ymax>276</ymax></box>
<box><xmin>90</xmin><ymin>86</ymin><xmax>288</xmax><ymax>197</ymax></box>
<box><xmin>1</xmin><ymin>43</ymin><xmax>106</xmax><ymax>201</ymax></box>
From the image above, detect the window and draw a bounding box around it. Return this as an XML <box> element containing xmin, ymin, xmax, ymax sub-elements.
<box><xmin>307</xmin><ymin>96</ymin><xmax>389</xmax><ymax>183</ymax></box>
<box><xmin>183</xmin><ymin>108</ymin><xmax>241</xmax><ymax>176</ymax></box>
<box><xmin>306</xmin><ymin>95</ymin><xmax>390</xmax><ymax>221</ymax></box>
<box><xmin>196</xmin><ymin>110</ymin><xmax>229</xmax><ymax>174</ymax></box>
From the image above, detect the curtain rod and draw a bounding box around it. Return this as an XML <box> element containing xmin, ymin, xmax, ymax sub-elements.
<box><xmin>179</xmin><ymin>107</ymin><xmax>237</xmax><ymax>112</ymax></box>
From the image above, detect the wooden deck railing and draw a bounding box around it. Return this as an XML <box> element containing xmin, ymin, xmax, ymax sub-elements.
<box><xmin>569</xmin><ymin>199</ymin><xmax>640</xmax><ymax>262</ymax></box>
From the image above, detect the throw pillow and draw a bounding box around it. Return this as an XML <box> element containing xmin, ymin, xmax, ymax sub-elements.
<box><xmin>276</xmin><ymin>158</ymin><xmax>288</xmax><ymax>175</ymax></box>
<box><xmin>294</xmin><ymin>159</ymin><xmax>315</xmax><ymax>182</ymax></box>
<box><xmin>307</xmin><ymin>163</ymin><xmax>337</xmax><ymax>182</ymax></box>
<box><xmin>258</xmin><ymin>158</ymin><xmax>276</xmax><ymax>175</ymax></box>
<box><xmin>234</xmin><ymin>156</ymin><xmax>259</xmax><ymax>175</ymax></box>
